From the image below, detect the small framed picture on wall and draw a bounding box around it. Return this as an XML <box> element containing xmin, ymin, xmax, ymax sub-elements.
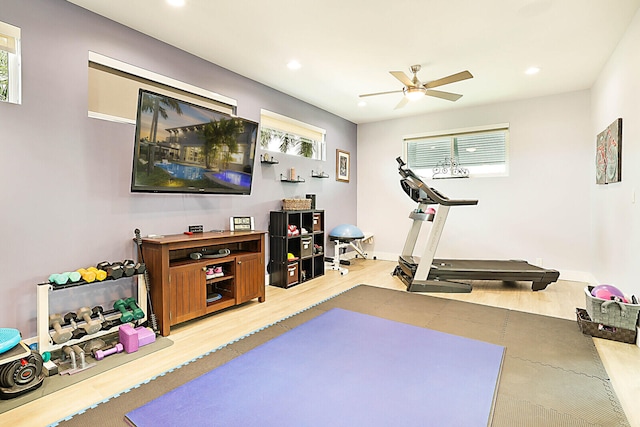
<box><xmin>336</xmin><ymin>149</ymin><xmax>350</xmax><ymax>183</ymax></box>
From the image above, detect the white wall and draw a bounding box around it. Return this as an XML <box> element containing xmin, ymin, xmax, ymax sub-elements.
<box><xmin>591</xmin><ymin>8</ymin><xmax>640</xmax><ymax>296</ymax></box>
<box><xmin>357</xmin><ymin>90</ymin><xmax>593</xmax><ymax>280</ymax></box>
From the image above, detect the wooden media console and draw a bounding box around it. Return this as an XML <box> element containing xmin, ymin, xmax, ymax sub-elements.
<box><xmin>140</xmin><ymin>231</ymin><xmax>266</xmax><ymax>336</ymax></box>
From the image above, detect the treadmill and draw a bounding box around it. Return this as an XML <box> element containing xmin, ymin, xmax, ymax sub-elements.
<box><xmin>393</xmin><ymin>157</ymin><xmax>559</xmax><ymax>293</ymax></box>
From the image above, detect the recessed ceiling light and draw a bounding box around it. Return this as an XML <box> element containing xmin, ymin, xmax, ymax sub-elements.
<box><xmin>287</xmin><ymin>60</ymin><xmax>301</xmax><ymax>70</ymax></box>
<box><xmin>167</xmin><ymin>0</ymin><xmax>185</xmax><ymax>6</ymax></box>
<box><xmin>525</xmin><ymin>67</ymin><xmax>541</xmax><ymax>75</ymax></box>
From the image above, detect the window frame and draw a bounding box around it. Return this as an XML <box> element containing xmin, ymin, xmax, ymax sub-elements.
<box><xmin>0</xmin><ymin>21</ymin><xmax>21</xmax><ymax>104</ymax></box>
<box><xmin>403</xmin><ymin>123</ymin><xmax>509</xmax><ymax>179</ymax></box>
<box><xmin>260</xmin><ymin>109</ymin><xmax>326</xmax><ymax>161</ymax></box>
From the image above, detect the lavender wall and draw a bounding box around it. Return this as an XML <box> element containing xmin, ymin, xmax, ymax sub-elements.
<box><xmin>0</xmin><ymin>0</ymin><xmax>357</xmax><ymax>337</ymax></box>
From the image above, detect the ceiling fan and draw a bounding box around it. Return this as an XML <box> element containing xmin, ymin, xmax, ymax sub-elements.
<box><xmin>359</xmin><ymin>65</ymin><xmax>473</xmax><ymax>109</ymax></box>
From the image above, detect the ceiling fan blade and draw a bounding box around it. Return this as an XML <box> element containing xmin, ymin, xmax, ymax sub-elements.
<box><xmin>389</xmin><ymin>71</ymin><xmax>415</xmax><ymax>87</ymax></box>
<box><xmin>394</xmin><ymin>96</ymin><xmax>410</xmax><ymax>110</ymax></box>
<box><xmin>425</xmin><ymin>89</ymin><xmax>463</xmax><ymax>102</ymax></box>
<box><xmin>359</xmin><ymin>89</ymin><xmax>403</xmax><ymax>98</ymax></box>
<box><xmin>424</xmin><ymin>70</ymin><xmax>473</xmax><ymax>89</ymax></box>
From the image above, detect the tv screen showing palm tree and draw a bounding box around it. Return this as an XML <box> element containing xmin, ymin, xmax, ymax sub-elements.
<box><xmin>131</xmin><ymin>89</ymin><xmax>258</xmax><ymax>195</ymax></box>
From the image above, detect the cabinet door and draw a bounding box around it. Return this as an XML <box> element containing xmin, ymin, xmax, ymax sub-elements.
<box><xmin>168</xmin><ymin>264</ymin><xmax>206</xmax><ymax>325</ymax></box>
<box><xmin>235</xmin><ymin>253</ymin><xmax>265</xmax><ymax>304</ymax></box>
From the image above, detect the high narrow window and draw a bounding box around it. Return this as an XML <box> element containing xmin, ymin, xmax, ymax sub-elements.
<box><xmin>0</xmin><ymin>21</ymin><xmax>21</xmax><ymax>104</ymax></box>
<box><xmin>88</xmin><ymin>52</ymin><xmax>236</xmax><ymax>124</ymax></box>
<box><xmin>404</xmin><ymin>124</ymin><xmax>509</xmax><ymax>178</ymax></box>
<box><xmin>260</xmin><ymin>110</ymin><xmax>326</xmax><ymax>161</ymax></box>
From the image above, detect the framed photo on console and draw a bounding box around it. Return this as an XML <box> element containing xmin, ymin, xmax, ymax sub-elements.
<box><xmin>230</xmin><ymin>216</ymin><xmax>254</xmax><ymax>231</ymax></box>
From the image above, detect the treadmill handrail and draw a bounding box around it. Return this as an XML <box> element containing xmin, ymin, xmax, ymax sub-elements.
<box><xmin>397</xmin><ymin>157</ymin><xmax>478</xmax><ymax>206</ymax></box>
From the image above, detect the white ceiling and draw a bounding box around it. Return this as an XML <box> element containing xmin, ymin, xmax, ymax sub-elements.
<box><xmin>67</xmin><ymin>0</ymin><xmax>640</xmax><ymax>124</ymax></box>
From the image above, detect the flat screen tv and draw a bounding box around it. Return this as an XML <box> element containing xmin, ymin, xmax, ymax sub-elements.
<box><xmin>131</xmin><ymin>89</ymin><xmax>258</xmax><ymax>195</ymax></box>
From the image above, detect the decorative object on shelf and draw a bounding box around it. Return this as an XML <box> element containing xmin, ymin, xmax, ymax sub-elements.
<box><xmin>432</xmin><ymin>157</ymin><xmax>469</xmax><ymax>179</ymax></box>
<box><xmin>306</xmin><ymin>194</ymin><xmax>316</xmax><ymax>209</ymax></box>
<box><xmin>336</xmin><ymin>149</ymin><xmax>350</xmax><ymax>183</ymax></box>
<box><xmin>279</xmin><ymin>174</ymin><xmax>305</xmax><ymax>183</ymax></box>
<box><xmin>289</xmin><ymin>167</ymin><xmax>296</xmax><ymax>181</ymax></box>
<box><xmin>596</xmin><ymin>118</ymin><xmax>622</xmax><ymax>184</ymax></box>
<box><xmin>311</xmin><ymin>170</ymin><xmax>329</xmax><ymax>178</ymax></box>
<box><xmin>188</xmin><ymin>225</ymin><xmax>204</xmax><ymax>233</ymax></box>
<box><xmin>282</xmin><ymin>198</ymin><xmax>312</xmax><ymax>211</ymax></box>
<box><xmin>260</xmin><ymin>153</ymin><xmax>279</xmax><ymax>164</ymax></box>
<box><xmin>230</xmin><ymin>216</ymin><xmax>255</xmax><ymax>231</ymax></box>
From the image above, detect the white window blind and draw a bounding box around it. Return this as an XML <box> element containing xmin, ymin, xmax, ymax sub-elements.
<box><xmin>404</xmin><ymin>124</ymin><xmax>509</xmax><ymax>177</ymax></box>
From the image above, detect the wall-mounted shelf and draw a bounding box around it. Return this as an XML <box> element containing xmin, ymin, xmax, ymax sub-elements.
<box><xmin>311</xmin><ymin>171</ymin><xmax>329</xmax><ymax>179</ymax></box>
<box><xmin>260</xmin><ymin>154</ymin><xmax>279</xmax><ymax>164</ymax></box>
<box><xmin>280</xmin><ymin>174</ymin><xmax>306</xmax><ymax>183</ymax></box>
<box><xmin>260</xmin><ymin>159</ymin><xmax>279</xmax><ymax>165</ymax></box>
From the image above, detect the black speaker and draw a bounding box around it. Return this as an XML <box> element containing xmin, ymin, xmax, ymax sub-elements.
<box><xmin>306</xmin><ymin>194</ymin><xmax>316</xmax><ymax>209</ymax></box>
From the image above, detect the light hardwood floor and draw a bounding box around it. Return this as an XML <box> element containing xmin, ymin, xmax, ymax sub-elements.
<box><xmin>2</xmin><ymin>259</ymin><xmax>639</xmax><ymax>426</ymax></box>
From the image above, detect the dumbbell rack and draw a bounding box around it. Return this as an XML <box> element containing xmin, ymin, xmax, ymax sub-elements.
<box><xmin>36</xmin><ymin>274</ymin><xmax>148</xmax><ymax>355</ymax></box>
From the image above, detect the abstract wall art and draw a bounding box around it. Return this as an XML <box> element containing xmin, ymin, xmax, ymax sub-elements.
<box><xmin>596</xmin><ymin>118</ymin><xmax>622</xmax><ymax>184</ymax></box>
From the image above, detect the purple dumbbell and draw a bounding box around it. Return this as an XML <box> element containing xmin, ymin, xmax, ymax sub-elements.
<box><xmin>94</xmin><ymin>343</ymin><xmax>124</xmax><ymax>360</ymax></box>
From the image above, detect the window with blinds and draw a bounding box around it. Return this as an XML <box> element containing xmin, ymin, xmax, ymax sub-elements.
<box><xmin>260</xmin><ymin>109</ymin><xmax>326</xmax><ymax>160</ymax></box>
<box><xmin>404</xmin><ymin>124</ymin><xmax>509</xmax><ymax>178</ymax></box>
<box><xmin>0</xmin><ymin>21</ymin><xmax>21</xmax><ymax>104</ymax></box>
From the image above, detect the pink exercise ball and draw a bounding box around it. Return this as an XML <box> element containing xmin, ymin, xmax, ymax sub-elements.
<box><xmin>592</xmin><ymin>284</ymin><xmax>627</xmax><ymax>302</ymax></box>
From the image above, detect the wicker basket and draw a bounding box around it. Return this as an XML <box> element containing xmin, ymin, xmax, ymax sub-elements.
<box><xmin>576</xmin><ymin>308</ymin><xmax>637</xmax><ymax>344</ymax></box>
<box><xmin>584</xmin><ymin>286</ymin><xmax>640</xmax><ymax>330</ymax></box>
<box><xmin>282</xmin><ymin>198</ymin><xmax>312</xmax><ymax>211</ymax></box>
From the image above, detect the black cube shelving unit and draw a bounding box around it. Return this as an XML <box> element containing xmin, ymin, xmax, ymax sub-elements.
<box><xmin>269</xmin><ymin>210</ymin><xmax>324</xmax><ymax>288</ymax></box>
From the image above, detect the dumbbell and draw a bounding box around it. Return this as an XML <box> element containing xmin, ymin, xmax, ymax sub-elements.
<box><xmin>87</xmin><ymin>266</ymin><xmax>107</xmax><ymax>281</ymax></box>
<box><xmin>114</xmin><ymin>299</ymin><xmax>134</xmax><ymax>323</ymax></box>
<box><xmin>66</xmin><ymin>271</ymin><xmax>82</xmax><ymax>282</ymax></box>
<box><xmin>76</xmin><ymin>268</ymin><xmax>96</xmax><ymax>283</ymax></box>
<box><xmin>91</xmin><ymin>306</ymin><xmax>120</xmax><ymax>330</ymax></box>
<box><xmin>94</xmin><ymin>343</ymin><xmax>124</xmax><ymax>361</ymax></box>
<box><xmin>97</xmin><ymin>261</ymin><xmax>124</xmax><ymax>280</ymax></box>
<box><xmin>48</xmin><ymin>273</ymin><xmax>70</xmax><ymax>285</ymax></box>
<box><xmin>124</xmin><ymin>260</ymin><xmax>146</xmax><ymax>275</ymax></box>
<box><xmin>49</xmin><ymin>313</ymin><xmax>73</xmax><ymax>344</ymax></box>
<box><xmin>124</xmin><ymin>297</ymin><xmax>145</xmax><ymax>320</ymax></box>
<box><xmin>64</xmin><ymin>313</ymin><xmax>87</xmax><ymax>340</ymax></box>
<box><xmin>76</xmin><ymin>307</ymin><xmax>102</xmax><ymax>335</ymax></box>
<box><xmin>121</xmin><ymin>260</ymin><xmax>136</xmax><ymax>277</ymax></box>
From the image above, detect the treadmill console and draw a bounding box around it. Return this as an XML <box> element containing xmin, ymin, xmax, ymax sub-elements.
<box><xmin>401</xmin><ymin>179</ymin><xmax>436</xmax><ymax>204</ymax></box>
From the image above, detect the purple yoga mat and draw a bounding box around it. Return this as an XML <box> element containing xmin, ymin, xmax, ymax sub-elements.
<box><xmin>126</xmin><ymin>308</ymin><xmax>504</xmax><ymax>426</ymax></box>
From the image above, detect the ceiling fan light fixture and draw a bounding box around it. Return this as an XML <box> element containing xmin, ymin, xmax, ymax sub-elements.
<box><xmin>404</xmin><ymin>86</ymin><xmax>426</xmax><ymax>101</ymax></box>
